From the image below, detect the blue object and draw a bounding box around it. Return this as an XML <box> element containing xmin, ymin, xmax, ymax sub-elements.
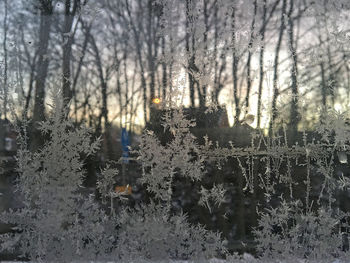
<box><xmin>121</xmin><ymin>128</ymin><xmax>129</xmax><ymax>163</ymax></box>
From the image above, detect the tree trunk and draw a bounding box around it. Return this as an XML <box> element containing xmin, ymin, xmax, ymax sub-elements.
<box><xmin>89</xmin><ymin>33</ymin><xmax>113</xmax><ymax>160</ymax></box>
<box><xmin>2</xmin><ymin>0</ymin><xmax>8</xmax><ymax>120</ymax></box>
<box><xmin>125</xmin><ymin>0</ymin><xmax>148</xmax><ymax>124</ymax></box>
<box><xmin>257</xmin><ymin>0</ymin><xmax>267</xmax><ymax>129</ymax></box>
<box><xmin>287</xmin><ymin>0</ymin><xmax>299</xmax><ymax>141</ymax></box>
<box><xmin>244</xmin><ymin>0</ymin><xmax>257</xmax><ymax>115</ymax></box>
<box><xmin>161</xmin><ymin>34</ymin><xmax>167</xmax><ymax>102</ymax></box>
<box><xmin>19</xmin><ymin>23</ymin><xmax>38</xmax><ymax>119</ymax></box>
<box><xmin>147</xmin><ymin>0</ymin><xmax>155</xmax><ymax>102</ymax></box>
<box><xmin>269</xmin><ymin>0</ymin><xmax>287</xmax><ymax>135</ymax></box>
<box><xmin>62</xmin><ymin>0</ymin><xmax>80</xmax><ymax>109</ymax></box>
<box><xmin>200</xmin><ymin>0</ymin><xmax>209</xmax><ymax>109</ymax></box>
<box><xmin>31</xmin><ymin>0</ymin><xmax>53</xmax><ymax>151</ymax></box>
<box><xmin>320</xmin><ymin>62</ymin><xmax>327</xmax><ymax>107</ymax></box>
<box><xmin>72</xmin><ymin>20</ymin><xmax>90</xmax><ymax>123</ymax></box>
<box><xmin>231</xmin><ymin>6</ymin><xmax>240</xmax><ymax>124</ymax></box>
<box><xmin>186</xmin><ymin>0</ymin><xmax>195</xmax><ymax>108</ymax></box>
<box><xmin>123</xmin><ymin>41</ymin><xmax>129</xmax><ymax>128</ymax></box>
<box><xmin>212</xmin><ymin>2</ymin><xmax>219</xmax><ymax>104</ymax></box>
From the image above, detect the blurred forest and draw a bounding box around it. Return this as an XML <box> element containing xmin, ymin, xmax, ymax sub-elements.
<box><xmin>1</xmin><ymin>0</ymin><xmax>350</xmax><ymax>140</ymax></box>
<box><xmin>1</xmin><ymin>0</ymin><xmax>350</xmax><ymax>254</ymax></box>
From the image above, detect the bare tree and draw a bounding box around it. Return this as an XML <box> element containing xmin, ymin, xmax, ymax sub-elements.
<box><xmin>88</xmin><ymin>31</ymin><xmax>114</xmax><ymax>159</ymax></box>
<box><xmin>2</xmin><ymin>0</ymin><xmax>9</xmax><ymax>120</ymax></box>
<box><xmin>124</xmin><ymin>0</ymin><xmax>148</xmax><ymax>123</ymax></box>
<box><xmin>231</xmin><ymin>4</ymin><xmax>240</xmax><ymax>124</ymax></box>
<box><xmin>287</xmin><ymin>0</ymin><xmax>300</xmax><ymax>140</ymax></box>
<box><xmin>31</xmin><ymin>0</ymin><xmax>54</xmax><ymax>150</ymax></box>
<box><xmin>269</xmin><ymin>0</ymin><xmax>287</xmax><ymax>135</ymax></box>
<box><xmin>186</xmin><ymin>0</ymin><xmax>196</xmax><ymax>108</ymax></box>
<box><xmin>62</xmin><ymin>0</ymin><xmax>81</xmax><ymax>108</ymax></box>
<box><xmin>244</xmin><ymin>0</ymin><xmax>257</xmax><ymax>115</ymax></box>
<box><xmin>257</xmin><ymin>0</ymin><xmax>268</xmax><ymax>128</ymax></box>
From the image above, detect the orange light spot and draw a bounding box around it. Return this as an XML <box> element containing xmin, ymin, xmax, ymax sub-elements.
<box><xmin>115</xmin><ymin>185</ymin><xmax>132</xmax><ymax>195</ymax></box>
<box><xmin>152</xmin><ymin>98</ymin><xmax>161</xmax><ymax>104</ymax></box>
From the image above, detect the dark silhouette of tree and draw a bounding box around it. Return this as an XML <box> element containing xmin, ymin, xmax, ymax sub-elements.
<box><xmin>31</xmin><ymin>0</ymin><xmax>54</xmax><ymax>150</ymax></box>
<box><xmin>269</xmin><ymin>0</ymin><xmax>287</xmax><ymax>135</ymax></box>
<box><xmin>62</xmin><ymin>0</ymin><xmax>81</xmax><ymax>108</ymax></box>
